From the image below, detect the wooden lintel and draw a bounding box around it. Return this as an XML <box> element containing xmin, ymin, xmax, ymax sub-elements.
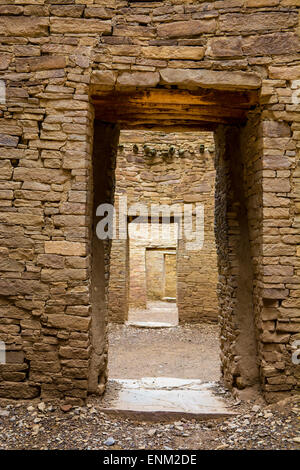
<box><xmin>92</xmin><ymin>87</ymin><xmax>258</xmax><ymax>128</ymax></box>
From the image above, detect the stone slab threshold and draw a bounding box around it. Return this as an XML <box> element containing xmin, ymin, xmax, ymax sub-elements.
<box><xmin>101</xmin><ymin>377</ymin><xmax>235</xmax><ymax>421</ymax></box>
<box><xmin>162</xmin><ymin>297</ymin><xmax>176</xmax><ymax>302</ymax></box>
<box><xmin>125</xmin><ymin>320</ymin><xmax>178</xmax><ymax>328</ymax></box>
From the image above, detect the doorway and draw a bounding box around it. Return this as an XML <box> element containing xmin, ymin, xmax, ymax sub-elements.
<box><xmin>89</xmin><ymin>85</ymin><xmax>262</xmax><ymax>410</ymax></box>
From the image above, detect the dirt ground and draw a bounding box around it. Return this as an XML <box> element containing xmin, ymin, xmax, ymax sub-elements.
<box><xmin>127</xmin><ymin>300</ymin><xmax>178</xmax><ymax>326</ymax></box>
<box><xmin>0</xmin><ymin>393</ymin><xmax>299</xmax><ymax>450</ymax></box>
<box><xmin>108</xmin><ymin>323</ymin><xmax>220</xmax><ymax>381</ymax></box>
<box><xmin>0</xmin><ymin>323</ymin><xmax>299</xmax><ymax>450</ymax></box>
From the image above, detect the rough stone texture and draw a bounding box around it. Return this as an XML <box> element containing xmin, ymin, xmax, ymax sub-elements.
<box><xmin>0</xmin><ymin>0</ymin><xmax>298</xmax><ymax>404</ymax></box>
<box><xmin>160</xmin><ymin>68</ymin><xmax>261</xmax><ymax>90</ymax></box>
<box><xmin>164</xmin><ymin>253</ymin><xmax>177</xmax><ymax>299</ymax></box>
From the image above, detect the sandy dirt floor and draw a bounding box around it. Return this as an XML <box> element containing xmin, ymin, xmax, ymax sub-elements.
<box><xmin>127</xmin><ymin>300</ymin><xmax>178</xmax><ymax>326</ymax></box>
<box><xmin>108</xmin><ymin>323</ymin><xmax>220</xmax><ymax>382</ymax></box>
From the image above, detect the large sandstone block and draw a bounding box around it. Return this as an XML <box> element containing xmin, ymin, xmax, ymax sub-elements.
<box><xmin>59</xmin><ymin>346</ymin><xmax>90</xmax><ymax>360</ymax></box>
<box><xmin>0</xmin><ymin>212</ymin><xmax>43</xmax><ymax>226</ymax></box>
<box><xmin>41</xmin><ymin>268</ymin><xmax>87</xmax><ymax>282</ymax></box>
<box><xmin>269</xmin><ymin>65</ymin><xmax>300</xmax><ymax>80</ymax></box>
<box><xmin>263</xmin><ymin>244</ymin><xmax>295</xmax><ymax>256</ymax></box>
<box><xmin>261</xmin><ymin>331</ymin><xmax>290</xmax><ymax>343</ymax></box>
<box><xmin>50</xmin><ymin>18</ymin><xmax>112</xmax><ymax>35</ymax></box>
<box><xmin>15</xmin><ymin>56</ymin><xmax>66</xmax><ymax>73</ymax></box>
<box><xmin>117</xmin><ymin>71</ymin><xmax>160</xmax><ymax>88</ymax></box>
<box><xmin>208</xmin><ymin>33</ymin><xmax>299</xmax><ymax>57</ymax></box>
<box><xmin>113</xmin><ymin>25</ymin><xmax>155</xmax><ymax>38</ymax></box>
<box><xmin>278</xmin><ymin>307</ymin><xmax>300</xmax><ymax>318</ymax></box>
<box><xmin>30</xmin><ymin>361</ymin><xmax>61</xmax><ymax>374</ymax></box>
<box><xmin>277</xmin><ymin>322</ymin><xmax>300</xmax><ymax>333</ymax></box>
<box><xmin>50</xmin><ymin>5</ymin><xmax>85</xmax><ymax>17</ymax></box>
<box><xmin>262</xmin><ymin>121</ymin><xmax>291</xmax><ymax>137</ymax></box>
<box><xmin>142</xmin><ymin>46</ymin><xmax>204</xmax><ymax>60</ymax></box>
<box><xmin>0</xmin><ymin>134</ymin><xmax>18</xmax><ymax>147</ymax></box>
<box><xmin>84</xmin><ymin>7</ymin><xmax>113</xmax><ymax>19</ymax></box>
<box><xmin>0</xmin><ymin>17</ymin><xmax>49</xmax><ymax>37</ymax></box>
<box><xmin>220</xmin><ymin>12</ymin><xmax>298</xmax><ymax>33</ymax></box>
<box><xmin>0</xmin><ymin>257</ymin><xmax>24</xmax><ymax>272</ymax></box>
<box><xmin>37</xmin><ymin>254</ymin><xmax>64</xmax><ymax>269</ymax></box>
<box><xmin>45</xmin><ymin>241</ymin><xmax>86</xmax><ymax>257</ymax></box>
<box><xmin>60</xmin><ymin>202</ymin><xmax>86</xmax><ymax>215</ymax></box>
<box><xmin>14</xmin><ymin>168</ymin><xmax>69</xmax><ymax>185</ymax></box>
<box><xmin>0</xmin><ymin>54</ymin><xmax>11</xmax><ymax>70</ymax></box>
<box><xmin>160</xmin><ymin>68</ymin><xmax>261</xmax><ymax>90</ymax></box>
<box><xmin>242</xmin><ymin>33</ymin><xmax>299</xmax><ymax>56</ymax></box>
<box><xmin>0</xmin><ymin>382</ymin><xmax>40</xmax><ymax>399</ymax></box>
<box><xmin>262</xmin><ymin>155</ymin><xmax>291</xmax><ymax>170</ymax></box>
<box><xmin>245</xmin><ymin>0</ymin><xmax>279</xmax><ymax>5</ymax></box>
<box><xmin>0</xmin><ymin>306</ymin><xmax>29</xmax><ymax>320</ymax></box>
<box><xmin>0</xmin><ymin>279</ymin><xmax>48</xmax><ymax>296</ymax></box>
<box><xmin>157</xmin><ymin>20</ymin><xmax>216</xmax><ymax>38</ymax></box>
<box><xmin>0</xmin><ymin>162</ymin><xmax>13</xmax><ymax>180</ymax></box>
<box><xmin>262</xmin><ymin>288</ymin><xmax>289</xmax><ymax>299</ymax></box>
<box><xmin>207</xmin><ymin>37</ymin><xmax>242</xmax><ymax>57</ymax></box>
<box><xmin>263</xmin><ymin>178</ymin><xmax>291</xmax><ymax>192</ymax></box>
<box><xmin>0</xmin><ymin>5</ymin><xmax>23</xmax><ymax>15</ymax></box>
<box><xmin>62</xmin><ymin>153</ymin><xmax>89</xmax><ymax>170</ymax></box>
<box><xmin>46</xmin><ymin>314</ymin><xmax>91</xmax><ymax>332</ymax></box>
<box><xmin>91</xmin><ymin>70</ymin><xmax>117</xmax><ymax>88</ymax></box>
<box><xmin>53</xmin><ymin>215</ymin><xmax>87</xmax><ymax>227</ymax></box>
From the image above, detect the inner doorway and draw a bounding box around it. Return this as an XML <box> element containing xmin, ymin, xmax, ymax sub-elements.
<box><xmin>127</xmin><ymin>220</ymin><xmax>179</xmax><ymax>328</ymax></box>
<box><xmin>103</xmin><ymin>129</ymin><xmax>223</xmax><ymax>416</ymax></box>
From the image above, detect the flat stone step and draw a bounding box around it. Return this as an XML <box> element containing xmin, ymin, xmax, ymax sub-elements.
<box><xmin>101</xmin><ymin>377</ymin><xmax>235</xmax><ymax>421</ymax></box>
<box><xmin>125</xmin><ymin>320</ymin><xmax>178</xmax><ymax>328</ymax></box>
<box><xmin>162</xmin><ymin>297</ymin><xmax>176</xmax><ymax>302</ymax></box>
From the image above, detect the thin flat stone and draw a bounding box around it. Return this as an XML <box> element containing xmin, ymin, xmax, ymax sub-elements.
<box><xmin>101</xmin><ymin>378</ymin><xmax>235</xmax><ymax>421</ymax></box>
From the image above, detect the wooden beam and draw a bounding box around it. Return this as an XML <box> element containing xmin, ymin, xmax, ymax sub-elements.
<box><xmin>116</xmin><ymin>122</ymin><xmax>217</xmax><ymax>132</ymax></box>
<box><xmin>94</xmin><ymin>105</ymin><xmax>246</xmax><ymax>119</ymax></box>
<box><xmin>94</xmin><ymin>112</ymin><xmax>245</xmax><ymax>126</ymax></box>
<box><xmin>91</xmin><ymin>88</ymin><xmax>259</xmax><ymax>109</ymax></box>
<box><xmin>92</xmin><ymin>87</ymin><xmax>258</xmax><ymax>128</ymax></box>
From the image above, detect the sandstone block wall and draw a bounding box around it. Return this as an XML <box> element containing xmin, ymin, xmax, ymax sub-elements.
<box><xmin>0</xmin><ymin>0</ymin><xmax>298</xmax><ymax>403</ymax></box>
<box><xmin>108</xmin><ymin>131</ymin><xmax>219</xmax><ymax>323</ymax></box>
<box><xmin>164</xmin><ymin>252</ymin><xmax>177</xmax><ymax>299</ymax></box>
<box><xmin>145</xmin><ymin>249</ymin><xmax>177</xmax><ymax>300</ymax></box>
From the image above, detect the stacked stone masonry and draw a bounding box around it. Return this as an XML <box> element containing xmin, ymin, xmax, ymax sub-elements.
<box><xmin>0</xmin><ymin>0</ymin><xmax>298</xmax><ymax>404</ymax></box>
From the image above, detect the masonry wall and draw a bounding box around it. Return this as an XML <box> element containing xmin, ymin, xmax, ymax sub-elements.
<box><xmin>108</xmin><ymin>131</ymin><xmax>219</xmax><ymax>323</ymax></box>
<box><xmin>164</xmin><ymin>253</ymin><xmax>177</xmax><ymax>298</ymax></box>
<box><xmin>0</xmin><ymin>0</ymin><xmax>299</xmax><ymax>403</ymax></box>
<box><xmin>146</xmin><ymin>250</ymin><xmax>167</xmax><ymax>301</ymax></box>
<box><xmin>145</xmin><ymin>250</ymin><xmax>177</xmax><ymax>300</ymax></box>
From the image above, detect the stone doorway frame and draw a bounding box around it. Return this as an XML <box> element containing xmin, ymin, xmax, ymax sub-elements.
<box><xmin>88</xmin><ymin>79</ymin><xmax>264</xmax><ymax>401</ymax></box>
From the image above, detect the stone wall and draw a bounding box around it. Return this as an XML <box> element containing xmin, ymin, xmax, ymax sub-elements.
<box><xmin>0</xmin><ymin>0</ymin><xmax>299</xmax><ymax>403</ymax></box>
<box><xmin>146</xmin><ymin>250</ymin><xmax>168</xmax><ymax>301</ymax></box>
<box><xmin>108</xmin><ymin>130</ymin><xmax>219</xmax><ymax>322</ymax></box>
<box><xmin>164</xmin><ymin>252</ymin><xmax>177</xmax><ymax>299</ymax></box>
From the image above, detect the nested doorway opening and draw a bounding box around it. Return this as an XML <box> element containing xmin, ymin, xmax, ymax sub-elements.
<box><xmin>146</xmin><ymin>248</ymin><xmax>177</xmax><ymax>302</ymax></box>
<box><xmin>108</xmin><ymin>129</ymin><xmax>219</xmax><ymax>326</ymax></box>
<box><xmin>127</xmin><ymin>219</ymin><xmax>179</xmax><ymax>328</ymax></box>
